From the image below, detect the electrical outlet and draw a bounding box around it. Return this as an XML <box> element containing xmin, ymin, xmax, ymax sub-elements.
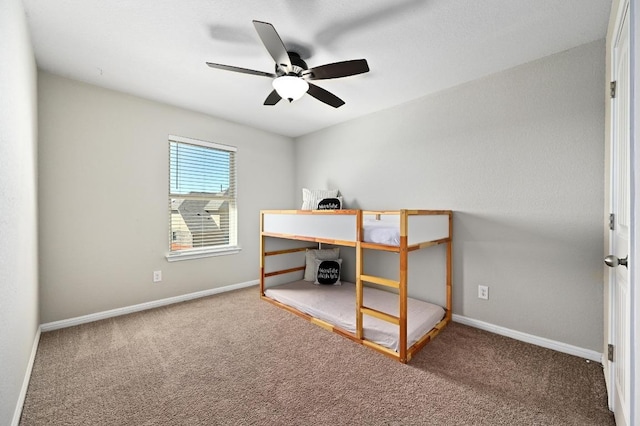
<box><xmin>153</xmin><ymin>270</ymin><xmax>162</xmax><ymax>283</ymax></box>
<box><xmin>478</xmin><ymin>285</ymin><xmax>489</xmax><ymax>300</ymax></box>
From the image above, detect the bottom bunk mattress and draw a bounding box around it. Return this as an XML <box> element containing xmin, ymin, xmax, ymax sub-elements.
<box><xmin>264</xmin><ymin>281</ymin><xmax>445</xmax><ymax>352</ymax></box>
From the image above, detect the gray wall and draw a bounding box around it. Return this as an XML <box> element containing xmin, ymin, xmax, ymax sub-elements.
<box><xmin>295</xmin><ymin>40</ymin><xmax>606</xmax><ymax>351</ymax></box>
<box><xmin>38</xmin><ymin>73</ymin><xmax>295</xmax><ymax>323</ymax></box>
<box><xmin>0</xmin><ymin>0</ymin><xmax>39</xmax><ymax>424</ymax></box>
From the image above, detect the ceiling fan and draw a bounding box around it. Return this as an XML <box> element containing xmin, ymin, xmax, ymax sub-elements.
<box><xmin>206</xmin><ymin>20</ymin><xmax>370</xmax><ymax>108</ymax></box>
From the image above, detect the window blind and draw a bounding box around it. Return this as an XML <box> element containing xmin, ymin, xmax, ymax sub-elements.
<box><xmin>168</xmin><ymin>136</ymin><xmax>237</xmax><ymax>253</ymax></box>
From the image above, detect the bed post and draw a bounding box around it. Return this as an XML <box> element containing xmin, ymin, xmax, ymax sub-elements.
<box><xmin>399</xmin><ymin>210</ymin><xmax>408</xmax><ymax>363</ymax></box>
<box><xmin>259</xmin><ymin>211</ymin><xmax>265</xmax><ymax>296</ymax></box>
<box><xmin>356</xmin><ymin>211</ymin><xmax>364</xmax><ymax>340</ymax></box>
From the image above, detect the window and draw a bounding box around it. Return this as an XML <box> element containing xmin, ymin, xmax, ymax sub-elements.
<box><xmin>167</xmin><ymin>135</ymin><xmax>239</xmax><ymax>261</ymax></box>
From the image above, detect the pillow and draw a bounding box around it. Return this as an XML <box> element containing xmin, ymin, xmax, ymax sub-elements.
<box><xmin>301</xmin><ymin>188</ymin><xmax>339</xmax><ymax>210</ymax></box>
<box><xmin>304</xmin><ymin>248</ymin><xmax>340</xmax><ymax>281</ymax></box>
<box><xmin>316</xmin><ymin>197</ymin><xmax>342</xmax><ymax>210</ymax></box>
<box><xmin>314</xmin><ymin>258</ymin><xmax>342</xmax><ymax>286</ymax></box>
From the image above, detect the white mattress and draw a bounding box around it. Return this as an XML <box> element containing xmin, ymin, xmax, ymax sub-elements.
<box><xmin>363</xmin><ymin>220</ymin><xmax>400</xmax><ymax>245</ymax></box>
<box><xmin>264</xmin><ymin>280</ymin><xmax>445</xmax><ymax>352</ymax></box>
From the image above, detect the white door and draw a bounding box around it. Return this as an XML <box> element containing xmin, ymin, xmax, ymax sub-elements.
<box><xmin>607</xmin><ymin>2</ymin><xmax>630</xmax><ymax>425</ymax></box>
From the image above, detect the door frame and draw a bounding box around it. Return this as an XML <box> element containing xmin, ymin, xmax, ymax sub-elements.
<box><xmin>630</xmin><ymin>1</ymin><xmax>637</xmax><ymax>425</ymax></box>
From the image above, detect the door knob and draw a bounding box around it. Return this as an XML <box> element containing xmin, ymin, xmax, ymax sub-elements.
<box><xmin>604</xmin><ymin>255</ymin><xmax>628</xmax><ymax>268</ymax></box>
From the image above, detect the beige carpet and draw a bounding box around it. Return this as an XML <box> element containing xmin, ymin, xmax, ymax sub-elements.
<box><xmin>21</xmin><ymin>286</ymin><xmax>614</xmax><ymax>425</ymax></box>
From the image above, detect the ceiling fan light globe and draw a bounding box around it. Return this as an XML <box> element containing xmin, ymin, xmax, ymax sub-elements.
<box><xmin>272</xmin><ymin>76</ymin><xmax>309</xmax><ymax>102</ymax></box>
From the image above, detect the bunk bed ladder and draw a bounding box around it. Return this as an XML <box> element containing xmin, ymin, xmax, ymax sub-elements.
<box><xmin>355</xmin><ymin>211</ymin><xmax>410</xmax><ymax>363</ymax></box>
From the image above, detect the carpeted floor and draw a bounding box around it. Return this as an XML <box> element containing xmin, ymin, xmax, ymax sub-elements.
<box><xmin>20</xmin><ymin>286</ymin><xmax>614</xmax><ymax>425</ymax></box>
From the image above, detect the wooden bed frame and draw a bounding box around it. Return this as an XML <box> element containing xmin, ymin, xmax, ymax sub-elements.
<box><xmin>259</xmin><ymin>209</ymin><xmax>453</xmax><ymax>363</ymax></box>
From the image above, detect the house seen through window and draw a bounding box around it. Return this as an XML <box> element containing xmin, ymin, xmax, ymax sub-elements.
<box><xmin>168</xmin><ymin>136</ymin><xmax>237</xmax><ymax>258</ymax></box>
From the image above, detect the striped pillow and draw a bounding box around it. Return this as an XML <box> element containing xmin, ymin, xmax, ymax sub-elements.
<box><xmin>301</xmin><ymin>188</ymin><xmax>339</xmax><ymax>210</ymax></box>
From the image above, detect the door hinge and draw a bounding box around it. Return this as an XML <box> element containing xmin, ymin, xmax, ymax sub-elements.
<box><xmin>609</xmin><ymin>213</ymin><xmax>615</xmax><ymax>230</ymax></box>
<box><xmin>611</xmin><ymin>81</ymin><xmax>617</xmax><ymax>98</ymax></box>
<box><xmin>608</xmin><ymin>344</ymin><xmax>614</xmax><ymax>362</ymax></box>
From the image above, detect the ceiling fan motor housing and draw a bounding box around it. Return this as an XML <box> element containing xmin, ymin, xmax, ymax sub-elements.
<box><xmin>277</xmin><ymin>51</ymin><xmax>308</xmax><ymax>76</ymax></box>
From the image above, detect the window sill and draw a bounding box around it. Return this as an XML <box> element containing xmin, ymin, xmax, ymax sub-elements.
<box><xmin>165</xmin><ymin>246</ymin><xmax>242</xmax><ymax>262</ymax></box>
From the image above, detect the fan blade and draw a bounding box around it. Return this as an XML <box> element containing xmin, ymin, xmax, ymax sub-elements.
<box><xmin>206</xmin><ymin>62</ymin><xmax>276</xmax><ymax>78</ymax></box>
<box><xmin>264</xmin><ymin>90</ymin><xmax>282</xmax><ymax>105</ymax></box>
<box><xmin>252</xmin><ymin>20</ymin><xmax>292</xmax><ymax>70</ymax></box>
<box><xmin>307</xmin><ymin>83</ymin><xmax>345</xmax><ymax>108</ymax></box>
<box><xmin>306</xmin><ymin>59</ymin><xmax>370</xmax><ymax>80</ymax></box>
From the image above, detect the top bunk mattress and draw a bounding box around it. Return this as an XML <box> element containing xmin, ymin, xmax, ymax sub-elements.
<box><xmin>363</xmin><ymin>220</ymin><xmax>400</xmax><ymax>245</ymax></box>
<box><xmin>264</xmin><ymin>281</ymin><xmax>445</xmax><ymax>352</ymax></box>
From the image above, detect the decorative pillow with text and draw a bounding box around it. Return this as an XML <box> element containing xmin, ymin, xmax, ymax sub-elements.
<box><xmin>301</xmin><ymin>188</ymin><xmax>339</xmax><ymax>210</ymax></box>
<box><xmin>314</xmin><ymin>258</ymin><xmax>342</xmax><ymax>286</ymax></box>
<box><xmin>316</xmin><ymin>197</ymin><xmax>342</xmax><ymax>210</ymax></box>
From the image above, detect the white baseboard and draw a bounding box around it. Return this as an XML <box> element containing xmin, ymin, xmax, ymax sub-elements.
<box><xmin>12</xmin><ymin>326</ymin><xmax>41</xmax><ymax>426</ymax></box>
<box><xmin>452</xmin><ymin>314</ymin><xmax>602</xmax><ymax>363</ymax></box>
<box><xmin>41</xmin><ymin>280</ymin><xmax>259</xmax><ymax>332</ymax></box>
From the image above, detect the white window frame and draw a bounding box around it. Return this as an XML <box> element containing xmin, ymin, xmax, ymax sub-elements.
<box><xmin>166</xmin><ymin>135</ymin><xmax>241</xmax><ymax>262</ymax></box>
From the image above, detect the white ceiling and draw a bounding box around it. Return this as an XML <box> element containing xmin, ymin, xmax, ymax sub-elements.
<box><xmin>23</xmin><ymin>0</ymin><xmax>612</xmax><ymax>138</ymax></box>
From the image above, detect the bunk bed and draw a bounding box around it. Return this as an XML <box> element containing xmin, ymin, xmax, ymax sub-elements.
<box><xmin>259</xmin><ymin>209</ymin><xmax>453</xmax><ymax>363</ymax></box>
